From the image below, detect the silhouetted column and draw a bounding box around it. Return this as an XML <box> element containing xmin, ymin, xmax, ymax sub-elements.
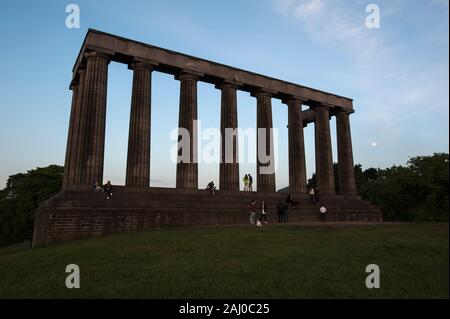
<box><xmin>176</xmin><ymin>72</ymin><xmax>198</xmax><ymax>189</ymax></box>
<box><xmin>253</xmin><ymin>90</ymin><xmax>276</xmax><ymax>192</ymax></box>
<box><xmin>63</xmin><ymin>71</ymin><xmax>83</xmax><ymax>189</ymax></box>
<box><xmin>218</xmin><ymin>82</ymin><xmax>239</xmax><ymax>191</ymax></box>
<box><xmin>126</xmin><ymin>62</ymin><xmax>153</xmax><ymax>187</ymax></box>
<box><xmin>74</xmin><ymin>51</ymin><xmax>110</xmax><ymax>186</ymax></box>
<box><xmin>285</xmin><ymin>97</ymin><xmax>307</xmax><ymax>193</ymax></box>
<box><xmin>336</xmin><ymin>109</ymin><xmax>357</xmax><ymax>195</ymax></box>
<box><xmin>313</xmin><ymin>104</ymin><xmax>335</xmax><ymax>194</ymax></box>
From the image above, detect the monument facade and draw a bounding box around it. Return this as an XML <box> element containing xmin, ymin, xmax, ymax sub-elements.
<box><xmin>33</xmin><ymin>29</ymin><xmax>381</xmax><ymax>247</ymax></box>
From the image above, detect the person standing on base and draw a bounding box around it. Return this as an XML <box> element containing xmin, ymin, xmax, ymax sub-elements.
<box><xmin>248</xmin><ymin>174</ymin><xmax>253</xmax><ymax>192</ymax></box>
<box><xmin>243</xmin><ymin>174</ymin><xmax>249</xmax><ymax>191</ymax></box>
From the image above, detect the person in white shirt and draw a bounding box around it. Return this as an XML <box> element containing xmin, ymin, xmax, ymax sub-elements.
<box><xmin>319</xmin><ymin>206</ymin><xmax>327</xmax><ymax>221</ymax></box>
<box><xmin>309</xmin><ymin>187</ymin><xmax>316</xmax><ymax>204</ymax></box>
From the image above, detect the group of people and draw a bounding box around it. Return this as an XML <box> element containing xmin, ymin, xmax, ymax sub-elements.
<box><xmin>247</xmin><ymin>191</ymin><xmax>328</xmax><ymax>224</ymax></box>
<box><xmin>93</xmin><ymin>180</ymin><xmax>113</xmax><ymax>199</ymax></box>
<box><xmin>247</xmin><ymin>200</ymin><xmax>267</xmax><ymax>225</ymax></box>
<box><xmin>247</xmin><ymin>194</ymin><xmax>298</xmax><ymax>226</ymax></box>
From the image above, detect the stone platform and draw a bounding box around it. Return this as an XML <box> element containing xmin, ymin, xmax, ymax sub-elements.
<box><xmin>32</xmin><ymin>187</ymin><xmax>382</xmax><ymax>247</ymax></box>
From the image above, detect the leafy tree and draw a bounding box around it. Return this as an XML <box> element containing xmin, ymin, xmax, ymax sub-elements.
<box><xmin>0</xmin><ymin>165</ymin><xmax>63</xmax><ymax>246</ymax></box>
<box><xmin>307</xmin><ymin>153</ymin><xmax>448</xmax><ymax>221</ymax></box>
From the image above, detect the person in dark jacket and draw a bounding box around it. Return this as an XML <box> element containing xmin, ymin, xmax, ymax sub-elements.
<box><xmin>104</xmin><ymin>181</ymin><xmax>113</xmax><ymax>199</ymax></box>
<box><xmin>285</xmin><ymin>193</ymin><xmax>298</xmax><ymax>208</ymax></box>
<box><xmin>276</xmin><ymin>200</ymin><xmax>284</xmax><ymax>223</ymax></box>
<box><xmin>282</xmin><ymin>202</ymin><xmax>289</xmax><ymax>223</ymax></box>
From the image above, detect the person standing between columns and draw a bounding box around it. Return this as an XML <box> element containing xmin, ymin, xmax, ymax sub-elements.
<box><xmin>248</xmin><ymin>174</ymin><xmax>253</xmax><ymax>191</ymax></box>
<box><xmin>243</xmin><ymin>174</ymin><xmax>249</xmax><ymax>191</ymax></box>
<box><xmin>335</xmin><ymin>108</ymin><xmax>357</xmax><ymax>196</ymax></box>
<box><xmin>176</xmin><ymin>71</ymin><xmax>200</xmax><ymax>189</ymax></box>
<box><xmin>313</xmin><ymin>103</ymin><xmax>335</xmax><ymax>195</ymax></box>
<box><xmin>252</xmin><ymin>89</ymin><xmax>276</xmax><ymax>192</ymax></box>
<box><xmin>284</xmin><ymin>97</ymin><xmax>307</xmax><ymax>193</ymax></box>
<box><xmin>125</xmin><ymin>61</ymin><xmax>154</xmax><ymax>187</ymax></box>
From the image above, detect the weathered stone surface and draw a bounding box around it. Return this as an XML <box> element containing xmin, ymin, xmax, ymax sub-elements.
<box><xmin>126</xmin><ymin>62</ymin><xmax>153</xmax><ymax>187</ymax></box>
<box><xmin>39</xmin><ymin>30</ymin><xmax>383</xmax><ymax>248</ymax></box>
<box><xmin>176</xmin><ymin>72</ymin><xmax>199</xmax><ymax>189</ymax></box>
<box><xmin>313</xmin><ymin>105</ymin><xmax>335</xmax><ymax>194</ymax></box>
<box><xmin>32</xmin><ymin>188</ymin><xmax>382</xmax><ymax>247</ymax></box>
<box><xmin>253</xmin><ymin>90</ymin><xmax>276</xmax><ymax>192</ymax></box>
<box><xmin>336</xmin><ymin>109</ymin><xmax>357</xmax><ymax>195</ymax></box>
<box><xmin>218</xmin><ymin>82</ymin><xmax>239</xmax><ymax>191</ymax></box>
<box><xmin>285</xmin><ymin>97</ymin><xmax>307</xmax><ymax>193</ymax></box>
<box><xmin>72</xmin><ymin>51</ymin><xmax>110</xmax><ymax>186</ymax></box>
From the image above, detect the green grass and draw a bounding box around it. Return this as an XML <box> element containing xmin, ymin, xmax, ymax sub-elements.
<box><xmin>0</xmin><ymin>223</ymin><xmax>448</xmax><ymax>298</ymax></box>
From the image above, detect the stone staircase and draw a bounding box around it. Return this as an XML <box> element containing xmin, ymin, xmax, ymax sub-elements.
<box><xmin>32</xmin><ymin>187</ymin><xmax>382</xmax><ymax>246</ymax></box>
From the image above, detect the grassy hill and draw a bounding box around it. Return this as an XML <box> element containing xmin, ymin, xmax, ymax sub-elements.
<box><xmin>0</xmin><ymin>223</ymin><xmax>448</xmax><ymax>298</ymax></box>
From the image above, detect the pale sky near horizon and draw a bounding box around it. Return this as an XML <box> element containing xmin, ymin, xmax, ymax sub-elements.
<box><xmin>0</xmin><ymin>0</ymin><xmax>448</xmax><ymax>190</ymax></box>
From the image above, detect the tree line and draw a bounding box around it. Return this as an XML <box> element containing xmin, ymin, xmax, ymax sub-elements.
<box><xmin>0</xmin><ymin>153</ymin><xmax>448</xmax><ymax>246</ymax></box>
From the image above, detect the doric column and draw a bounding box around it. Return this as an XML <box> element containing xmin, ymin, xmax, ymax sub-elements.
<box><xmin>74</xmin><ymin>51</ymin><xmax>110</xmax><ymax>186</ymax></box>
<box><xmin>218</xmin><ymin>81</ymin><xmax>239</xmax><ymax>191</ymax></box>
<box><xmin>284</xmin><ymin>97</ymin><xmax>307</xmax><ymax>193</ymax></box>
<box><xmin>125</xmin><ymin>62</ymin><xmax>153</xmax><ymax>187</ymax></box>
<box><xmin>313</xmin><ymin>104</ymin><xmax>335</xmax><ymax>194</ymax></box>
<box><xmin>336</xmin><ymin>109</ymin><xmax>357</xmax><ymax>195</ymax></box>
<box><xmin>253</xmin><ymin>90</ymin><xmax>276</xmax><ymax>192</ymax></box>
<box><xmin>63</xmin><ymin>72</ymin><xmax>82</xmax><ymax>189</ymax></box>
<box><xmin>176</xmin><ymin>72</ymin><xmax>199</xmax><ymax>189</ymax></box>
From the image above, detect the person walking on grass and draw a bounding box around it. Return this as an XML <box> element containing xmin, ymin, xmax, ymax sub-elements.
<box><xmin>248</xmin><ymin>200</ymin><xmax>257</xmax><ymax>224</ymax></box>
<box><xmin>260</xmin><ymin>201</ymin><xmax>268</xmax><ymax>224</ymax></box>
<box><xmin>243</xmin><ymin>174</ymin><xmax>249</xmax><ymax>191</ymax></box>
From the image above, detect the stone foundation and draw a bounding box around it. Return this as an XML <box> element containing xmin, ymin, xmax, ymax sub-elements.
<box><xmin>33</xmin><ymin>187</ymin><xmax>382</xmax><ymax>247</ymax></box>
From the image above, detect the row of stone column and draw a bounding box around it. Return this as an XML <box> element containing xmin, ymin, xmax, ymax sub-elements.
<box><xmin>63</xmin><ymin>50</ymin><xmax>356</xmax><ymax>196</ymax></box>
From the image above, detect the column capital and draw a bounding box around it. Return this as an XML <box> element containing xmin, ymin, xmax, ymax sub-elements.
<box><xmin>84</xmin><ymin>51</ymin><xmax>111</xmax><ymax>63</ymax></box>
<box><xmin>310</xmin><ymin>102</ymin><xmax>333</xmax><ymax>111</ymax></box>
<box><xmin>175</xmin><ymin>70</ymin><xmax>203</xmax><ymax>81</ymax></box>
<box><xmin>334</xmin><ymin>107</ymin><xmax>355</xmax><ymax>115</ymax></box>
<box><xmin>128</xmin><ymin>61</ymin><xmax>155</xmax><ymax>71</ymax></box>
<box><xmin>282</xmin><ymin>96</ymin><xmax>305</xmax><ymax>105</ymax></box>
<box><xmin>215</xmin><ymin>80</ymin><xmax>242</xmax><ymax>90</ymax></box>
<box><xmin>251</xmin><ymin>88</ymin><xmax>276</xmax><ymax>98</ymax></box>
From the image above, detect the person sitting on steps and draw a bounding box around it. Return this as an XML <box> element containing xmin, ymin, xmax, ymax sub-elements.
<box><xmin>104</xmin><ymin>181</ymin><xmax>113</xmax><ymax>199</ymax></box>
<box><xmin>206</xmin><ymin>181</ymin><xmax>216</xmax><ymax>195</ymax></box>
<box><xmin>93</xmin><ymin>181</ymin><xmax>102</xmax><ymax>192</ymax></box>
<box><xmin>285</xmin><ymin>193</ymin><xmax>298</xmax><ymax>208</ymax></box>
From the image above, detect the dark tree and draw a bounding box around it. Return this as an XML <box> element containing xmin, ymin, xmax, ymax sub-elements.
<box><xmin>0</xmin><ymin>165</ymin><xmax>63</xmax><ymax>246</ymax></box>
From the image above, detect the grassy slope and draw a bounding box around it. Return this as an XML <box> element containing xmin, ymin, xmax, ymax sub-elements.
<box><xmin>0</xmin><ymin>223</ymin><xmax>448</xmax><ymax>298</ymax></box>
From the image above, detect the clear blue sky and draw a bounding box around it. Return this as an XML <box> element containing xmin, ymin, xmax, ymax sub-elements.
<box><xmin>0</xmin><ymin>0</ymin><xmax>448</xmax><ymax>190</ymax></box>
